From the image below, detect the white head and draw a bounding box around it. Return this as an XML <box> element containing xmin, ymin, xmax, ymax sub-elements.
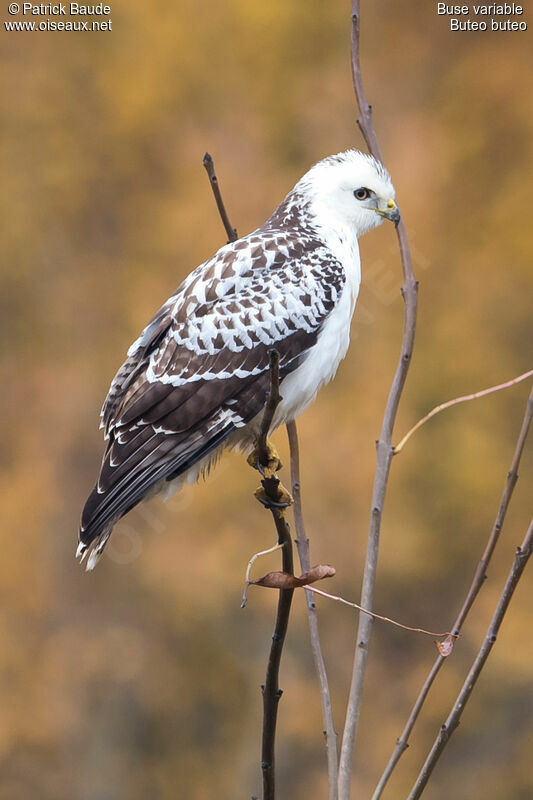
<box><xmin>295</xmin><ymin>150</ymin><xmax>399</xmax><ymax>237</ymax></box>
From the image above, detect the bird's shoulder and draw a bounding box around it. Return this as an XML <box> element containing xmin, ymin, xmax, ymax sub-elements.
<box><xmin>162</xmin><ymin>226</ymin><xmax>346</xmax><ymax>350</ymax></box>
<box><xmin>175</xmin><ymin>224</ymin><xmax>339</xmax><ymax>301</ymax></box>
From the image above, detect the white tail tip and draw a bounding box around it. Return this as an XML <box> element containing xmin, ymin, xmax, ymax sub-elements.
<box><xmin>76</xmin><ymin>541</ymin><xmax>88</xmax><ymax>562</ymax></box>
<box><xmin>86</xmin><ymin>548</ymin><xmax>103</xmax><ymax>572</ymax></box>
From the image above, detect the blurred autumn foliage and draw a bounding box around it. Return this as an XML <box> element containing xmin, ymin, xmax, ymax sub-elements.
<box><xmin>1</xmin><ymin>2</ymin><xmax>532</xmax><ymax>798</ymax></box>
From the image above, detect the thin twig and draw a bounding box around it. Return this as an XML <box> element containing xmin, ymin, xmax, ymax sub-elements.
<box><xmin>394</xmin><ymin>369</ymin><xmax>533</xmax><ymax>454</ymax></box>
<box><xmin>305</xmin><ymin>585</ymin><xmax>455</xmax><ymax>642</ymax></box>
<box><xmin>338</xmin><ymin>4</ymin><xmax>419</xmax><ymax>797</ymax></box>
<box><xmin>372</xmin><ymin>385</ymin><xmax>533</xmax><ymax>799</ymax></box>
<box><xmin>202</xmin><ymin>152</ymin><xmax>238</xmax><ymax>242</ymax></box>
<box><xmin>407</xmin><ymin>518</ymin><xmax>533</xmax><ymax>799</ymax></box>
<box><xmin>242</xmin><ymin>542</ymin><xmax>284</xmax><ymax>607</ymax></box>
<box><xmin>349</xmin><ymin>6</ymin><xmax>382</xmax><ymax>161</ymax></box>
<box><xmin>287</xmin><ymin>421</ymin><xmax>339</xmax><ymax>799</ymax></box>
<box><xmin>257</xmin><ymin>359</ymin><xmax>294</xmax><ymax>800</ymax></box>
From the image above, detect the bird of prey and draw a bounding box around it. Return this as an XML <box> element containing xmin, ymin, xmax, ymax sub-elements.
<box><xmin>78</xmin><ymin>150</ymin><xmax>399</xmax><ymax>569</ymax></box>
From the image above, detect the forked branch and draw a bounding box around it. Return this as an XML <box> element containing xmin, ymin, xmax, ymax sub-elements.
<box><xmin>372</xmin><ymin>385</ymin><xmax>533</xmax><ymax>799</ymax></box>
<box><xmin>407</xmin><ymin>518</ymin><xmax>533</xmax><ymax>799</ymax></box>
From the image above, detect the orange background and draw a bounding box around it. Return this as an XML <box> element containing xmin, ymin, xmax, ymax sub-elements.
<box><xmin>2</xmin><ymin>2</ymin><xmax>532</xmax><ymax>798</ymax></box>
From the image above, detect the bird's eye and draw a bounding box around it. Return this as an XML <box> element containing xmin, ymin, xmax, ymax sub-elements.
<box><xmin>354</xmin><ymin>188</ymin><xmax>370</xmax><ymax>201</ymax></box>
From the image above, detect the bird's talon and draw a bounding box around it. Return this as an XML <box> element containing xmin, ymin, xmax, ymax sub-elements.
<box><xmin>254</xmin><ymin>490</ymin><xmax>271</xmax><ymax>508</ymax></box>
<box><xmin>247</xmin><ymin>440</ymin><xmax>282</xmax><ymax>475</ymax></box>
<box><xmin>254</xmin><ymin>484</ymin><xmax>293</xmax><ymax>509</ymax></box>
<box><xmin>254</xmin><ymin>487</ymin><xmax>272</xmax><ymax>507</ymax></box>
<box><xmin>276</xmin><ymin>486</ymin><xmax>293</xmax><ymax>507</ymax></box>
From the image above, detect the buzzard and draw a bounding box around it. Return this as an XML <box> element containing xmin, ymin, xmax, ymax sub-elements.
<box><xmin>78</xmin><ymin>150</ymin><xmax>399</xmax><ymax>569</ymax></box>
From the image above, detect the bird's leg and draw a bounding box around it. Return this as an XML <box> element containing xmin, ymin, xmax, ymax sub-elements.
<box><xmin>246</xmin><ymin>439</ymin><xmax>282</xmax><ymax>476</ymax></box>
<box><xmin>247</xmin><ymin>439</ymin><xmax>293</xmax><ymax>510</ymax></box>
<box><xmin>245</xmin><ymin>348</ymin><xmax>293</xmax><ymax>505</ymax></box>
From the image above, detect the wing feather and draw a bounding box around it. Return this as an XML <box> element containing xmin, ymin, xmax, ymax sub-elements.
<box><xmin>80</xmin><ymin>227</ymin><xmax>345</xmax><ymax>553</ymax></box>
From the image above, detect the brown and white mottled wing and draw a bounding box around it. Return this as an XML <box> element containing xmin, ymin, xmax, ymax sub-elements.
<box><xmin>78</xmin><ymin>230</ymin><xmax>345</xmax><ymax>566</ymax></box>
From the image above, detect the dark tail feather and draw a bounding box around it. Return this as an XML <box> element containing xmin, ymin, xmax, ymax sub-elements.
<box><xmin>77</xmin><ymin>426</ymin><xmax>235</xmax><ymax>570</ymax></box>
<box><xmin>76</xmin><ymin>516</ymin><xmax>115</xmax><ymax>571</ymax></box>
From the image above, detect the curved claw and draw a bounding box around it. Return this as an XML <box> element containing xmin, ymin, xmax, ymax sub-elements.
<box><xmin>247</xmin><ymin>440</ymin><xmax>282</xmax><ymax>475</ymax></box>
<box><xmin>254</xmin><ymin>485</ymin><xmax>294</xmax><ymax>509</ymax></box>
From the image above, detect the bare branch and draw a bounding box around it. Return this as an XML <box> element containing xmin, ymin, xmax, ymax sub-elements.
<box><xmin>349</xmin><ymin>6</ymin><xmax>382</xmax><ymax>161</ymax></box>
<box><xmin>338</xmin><ymin>4</ymin><xmax>419</xmax><ymax>796</ymax></box>
<box><xmin>202</xmin><ymin>152</ymin><xmax>238</xmax><ymax>242</ymax></box>
<box><xmin>287</xmin><ymin>420</ymin><xmax>339</xmax><ymax>799</ymax></box>
<box><xmin>407</xmin><ymin>518</ymin><xmax>533</xmax><ymax>799</ymax></box>
<box><xmin>394</xmin><ymin>369</ymin><xmax>533</xmax><ymax>454</ymax></box>
<box><xmin>372</xmin><ymin>385</ymin><xmax>533</xmax><ymax>799</ymax></box>
<box><xmin>259</xmin><ymin>519</ymin><xmax>293</xmax><ymax>800</ymax></box>
<box><xmin>251</xmin><ymin>355</ymin><xmax>295</xmax><ymax>800</ymax></box>
<box><xmin>305</xmin><ymin>586</ymin><xmax>456</xmax><ymax>645</ymax></box>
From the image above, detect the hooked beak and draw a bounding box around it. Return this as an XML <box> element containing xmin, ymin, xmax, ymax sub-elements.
<box><xmin>377</xmin><ymin>199</ymin><xmax>400</xmax><ymax>226</ymax></box>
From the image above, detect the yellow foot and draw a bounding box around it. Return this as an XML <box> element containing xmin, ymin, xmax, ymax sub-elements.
<box><xmin>247</xmin><ymin>439</ymin><xmax>282</xmax><ymax>476</ymax></box>
<box><xmin>254</xmin><ymin>480</ymin><xmax>293</xmax><ymax>509</ymax></box>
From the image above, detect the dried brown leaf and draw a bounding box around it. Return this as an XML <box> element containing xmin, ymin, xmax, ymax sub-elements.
<box><xmin>252</xmin><ymin>564</ymin><xmax>336</xmax><ymax>590</ymax></box>
<box><xmin>299</xmin><ymin>565</ymin><xmax>336</xmax><ymax>584</ymax></box>
<box><xmin>253</xmin><ymin>571</ymin><xmax>295</xmax><ymax>589</ymax></box>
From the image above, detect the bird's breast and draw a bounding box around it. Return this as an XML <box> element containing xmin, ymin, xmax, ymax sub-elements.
<box><xmin>273</xmin><ymin>245</ymin><xmax>361</xmax><ymax>427</ymax></box>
